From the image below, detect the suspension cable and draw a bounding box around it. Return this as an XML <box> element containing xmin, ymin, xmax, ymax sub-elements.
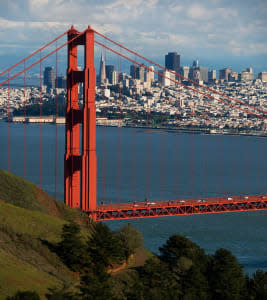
<box><xmin>0</xmin><ymin>31</ymin><xmax>67</xmax><ymax>77</ymax></box>
<box><xmin>0</xmin><ymin>29</ymin><xmax>87</xmax><ymax>88</ymax></box>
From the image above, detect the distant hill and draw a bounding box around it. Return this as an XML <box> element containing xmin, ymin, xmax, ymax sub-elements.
<box><xmin>0</xmin><ymin>169</ymin><xmax>93</xmax><ymax>299</ymax></box>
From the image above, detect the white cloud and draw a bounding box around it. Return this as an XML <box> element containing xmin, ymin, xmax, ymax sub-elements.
<box><xmin>187</xmin><ymin>4</ymin><xmax>212</xmax><ymax>20</ymax></box>
<box><xmin>0</xmin><ymin>0</ymin><xmax>265</xmax><ymax>72</ymax></box>
<box><xmin>170</xmin><ymin>4</ymin><xmax>183</xmax><ymax>13</ymax></box>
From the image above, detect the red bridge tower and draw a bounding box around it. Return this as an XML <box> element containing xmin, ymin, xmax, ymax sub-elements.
<box><xmin>64</xmin><ymin>26</ymin><xmax>97</xmax><ymax>220</ymax></box>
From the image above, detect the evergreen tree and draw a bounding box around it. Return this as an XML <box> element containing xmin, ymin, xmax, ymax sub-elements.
<box><xmin>87</xmin><ymin>222</ymin><xmax>124</xmax><ymax>268</ymax></box>
<box><xmin>136</xmin><ymin>256</ymin><xmax>182</xmax><ymax>299</ymax></box>
<box><xmin>247</xmin><ymin>270</ymin><xmax>267</xmax><ymax>300</ymax></box>
<box><xmin>159</xmin><ymin>235</ymin><xmax>208</xmax><ymax>272</ymax></box>
<box><xmin>79</xmin><ymin>259</ymin><xmax>113</xmax><ymax>300</ymax></box>
<box><xmin>6</xmin><ymin>291</ymin><xmax>40</xmax><ymax>300</ymax></box>
<box><xmin>159</xmin><ymin>235</ymin><xmax>210</xmax><ymax>299</ymax></box>
<box><xmin>57</xmin><ymin>221</ymin><xmax>86</xmax><ymax>272</ymax></box>
<box><xmin>208</xmin><ymin>248</ymin><xmax>245</xmax><ymax>300</ymax></box>
<box><xmin>45</xmin><ymin>286</ymin><xmax>75</xmax><ymax>300</ymax></box>
<box><xmin>78</xmin><ymin>222</ymin><xmax>124</xmax><ymax>299</ymax></box>
<box><xmin>181</xmin><ymin>265</ymin><xmax>210</xmax><ymax>300</ymax></box>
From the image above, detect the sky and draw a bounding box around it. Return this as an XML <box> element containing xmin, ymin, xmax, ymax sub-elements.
<box><xmin>0</xmin><ymin>0</ymin><xmax>267</xmax><ymax>75</ymax></box>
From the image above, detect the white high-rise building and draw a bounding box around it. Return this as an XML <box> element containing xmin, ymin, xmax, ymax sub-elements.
<box><xmin>158</xmin><ymin>70</ymin><xmax>175</xmax><ymax>86</ymax></box>
<box><xmin>145</xmin><ymin>66</ymin><xmax>154</xmax><ymax>83</ymax></box>
<box><xmin>99</xmin><ymin>51</ymin><xmax>106</xmax><ymax>85</ymax></box>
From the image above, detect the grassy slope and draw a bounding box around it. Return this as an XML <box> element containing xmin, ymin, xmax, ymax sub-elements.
<box><xmin>0</xmin><ymin>170</ymin><xmax>92</xmax><ymax>299</ymax></box>
<box><xmin>0</xmin><ymin>169</ymin><xmax>92</xmax><ymax>225</ymax></box>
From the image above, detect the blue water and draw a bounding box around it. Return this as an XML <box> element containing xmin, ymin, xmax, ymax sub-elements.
<box><xmin>0</xmin><ymin>121</ymin><xmax>266</xmax><ymax>274</ymax></box>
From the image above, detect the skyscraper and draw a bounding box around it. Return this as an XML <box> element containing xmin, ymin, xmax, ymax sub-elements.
<box><xmin>130</xmin><ymin>65</ymin><xmax>137</xmax><ymax>79</ymax></box>
<box><xmin>56</xmin><ymin>75</ymin><xmax>67</xmax><ymax>89</ymax></box>
<box><xmin>189</xmin><ymin>61</ymin><xmax>208</xmax><ymax>83</ymax></box>
<box><xmin>165</xmin><ymin>52</ymin><xmax>180</xmax><ymax>76</ymax></box>
<box><xmin>130</xmin><ymin>64</ymin><xmax>145</xmax><ymax>82</ymax></box>
<box><xmin>208</xmin><ymin>70</ymin><xmax>216</xmax><ymax>81</ymax></box>
<box><xmin>136</xmin><ymin>65</ymin><xmax>145</xmax><ymax>82</ymax></box>
<box><xmin>44</xmin><ymin>67</ymin><xmax>55</xmax><ymax>90</ymax></box>
<box><xmin>199</xmin><ymin>67</ymin><xmax>208</xmax><ymax>83</ymax></box>
<box><xmin>158</xmin><ymin>70</ymin><xmax>175</xmax><ymax>86</ymax></box>
<box><xmin>192</xmin><ymin>60</ymin><xmax>199</xmax><ymax>68</ymax></box>
<box><xmin>180</xmin><ymin>66</ymin><xmax>190</xmax><ymax>79</ymax></box>
<box><xmin>145</xmin><ymin>66</ymin><xmax>154</xmax><ymax>84</ymax></box>
<box><xmin>99</xmin><ymin>51</ymin><xmax>106</xmax><ymax>85</ymax></box>
<box><xmin>105</xmin><ymin>65</ymin><xmax>115</xmax><ymax>84</ymax></box>
<box><xmin>219</xmin><ymin>68</ymin><xmax>232</xmax><ymax>81</ymax></box>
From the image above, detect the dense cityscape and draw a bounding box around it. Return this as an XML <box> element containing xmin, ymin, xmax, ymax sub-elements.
<box><xmin>1</xmin><ymin>51</ymin><xmax>267</xmax><ymax>135</ymax></box>
<box><xmin>1</xmin><ymin>0</ymin><xmax>267</xmax><ymax>297</ymax></box>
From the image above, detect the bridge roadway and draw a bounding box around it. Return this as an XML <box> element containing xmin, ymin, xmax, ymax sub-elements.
<box><xmin>89</xmin><ymin>194</ymin><xmax>267</xmax><ymax>221</ymax></box>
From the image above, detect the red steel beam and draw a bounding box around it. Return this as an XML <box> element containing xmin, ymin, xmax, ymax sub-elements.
<box><xmin>65</xmin><ymin>26</ymin><xmax>97</xmax><ymax>220</ymax></box>
<box><xmin>90</xmin><ymin>194</ymin><xmax>267</xmax><ymax>221</ymax></box>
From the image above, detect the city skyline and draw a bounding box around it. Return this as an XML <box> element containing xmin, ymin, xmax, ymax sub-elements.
<box><xmin>0</xmin><ymin>0</ymin><xmax>266</xmax><ymax>74</ymax></box>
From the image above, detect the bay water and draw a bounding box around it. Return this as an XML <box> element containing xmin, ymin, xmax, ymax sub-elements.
<box><xmin>0</xmin><ymin>120</ymin><xmax>266</xmax><ymax>274</ymax></box>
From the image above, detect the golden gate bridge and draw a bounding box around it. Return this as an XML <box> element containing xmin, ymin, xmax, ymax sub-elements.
<box><xmin>0</xmin><ymin>26</ymin><xmax>266</xmax><ymax>221</ymax></box>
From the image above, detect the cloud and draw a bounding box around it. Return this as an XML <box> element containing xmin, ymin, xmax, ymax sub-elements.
<box><xmin>187</xmin><ymin>4</ymin><xmax>212</xmax><ymax>20</ymax></box>
<box><xmin>0</xmin><ymin>0</ymin><xmax>266</xmax><ymax>74</ymax></box>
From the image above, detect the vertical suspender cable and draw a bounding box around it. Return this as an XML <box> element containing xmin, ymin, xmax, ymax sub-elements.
<box><xmin>8</xmin><ymin>71</ymin><xmax>10</xmax><ymax>172</ymax></box>
<box><xmin>116</xmin><ymin>50</ymin><xmax>122</xmax><ymax>204</ymax></box>
<box><xmin>145</xmin><ymin>92</ymin><xmax>150</xmax><ymax>200</ymax></box>
<box><xmin>204</xmin><ymin>113</ymin><xmax>208</xmax><ymax>198</ymax></box>
<box><xmin>160</xmin><ymin>114</ymin><xmax>166</xmax><ymax>201</ymax></box>
<box><xmin>175</xmin><ymin>122</ymin><xmax>180</xmax><ymax>200</ymax></box>
<box><xmin>233</xmin><ymin>135</ymin><xmax>236</xmax><ymax>197</ymax></box>
<box><xmin>190</xmin><ymin>112</ymin><xmax>195</xmax><ymax>199</ymax></box>
<box><xmin>101</xmin><ymin>44</ymin><xmax>106</xmax><ymax>204</ymax></box>
<box><xmin>39</xmin><ymin>51</ymin><xmax>42</xmax><ymax>188</ymax></box>
<box><xmin>131</xmin><ymin>60</ymin><xmax>137</xmax><ymax>203</ymax></box>
<box><xmin>247</xmin><ymin>133</ymin><xmax>251</xmax><ymax>196</ymax></box>
<box><xmin>24</xmin><ymin>61</ymin><xmax>27</xmax><ymax>179</ymax></box>
<box><xmin>101</xmin><ymin>111</ymin><xmax>106</xmax><ymax>204</ymax></box>
<box><xmin>55</xmin><ymin>42</ymin><xmax>58</xmax><ymax>200</ymax></box>
<box><xmin>219</xmin><ymin>117</ymin><xmax>223</xmax><ymax>197</ymax></box>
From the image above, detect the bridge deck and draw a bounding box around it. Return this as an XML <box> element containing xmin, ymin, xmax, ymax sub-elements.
<box><xmin>88</xmin><ymin>194</ymin><xmax>267</xmax><ymax>221</ymax></box>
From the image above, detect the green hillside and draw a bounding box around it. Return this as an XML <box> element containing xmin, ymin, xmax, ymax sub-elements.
<box><xmin>0</xmin><ymin>169</ymin><xmax>93</xmax><ymax>299</ymax></box>
<box><xmin>0</xmin><ymin>170</ymin><xmax>266</xmax><ymax>300</ymax></box>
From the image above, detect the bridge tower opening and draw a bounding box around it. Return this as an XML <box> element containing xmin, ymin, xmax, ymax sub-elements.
<box><xmin>64</xmin><ymin>26</ymin><xmax>97</xmax><ymax>220</ymax></box>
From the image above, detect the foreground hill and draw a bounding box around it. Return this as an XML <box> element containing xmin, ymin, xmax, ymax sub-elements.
<box><xmin>0</xmin><ymin>169</ymin><xmax>93</xmax><ymax>299</ymax></box>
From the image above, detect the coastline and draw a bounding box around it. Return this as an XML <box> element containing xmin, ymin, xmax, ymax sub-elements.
<box><xmin>3</xmin><ymin>118</ymin><xmax>267</xmax><ymax>138</ymax></box>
